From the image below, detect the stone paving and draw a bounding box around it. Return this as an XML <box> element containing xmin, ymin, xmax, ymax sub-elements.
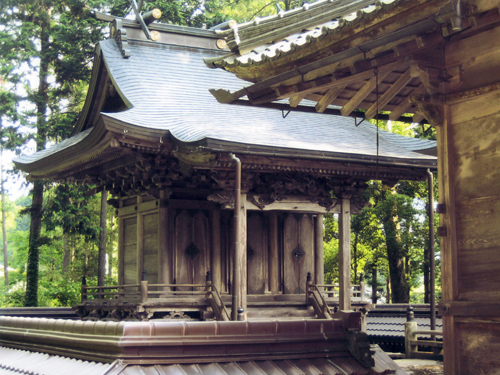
<box><xmin>394</xmin><ymin>359</ymin><xmax>444</xmax><ymax>375</ymax></box>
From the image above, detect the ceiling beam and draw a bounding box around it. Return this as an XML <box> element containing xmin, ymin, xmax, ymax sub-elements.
<box><xmin>315</xmin><ymin>85</ymin><xmax>347</xmax><ymax>113</ymax></box>
<box><xmin>389</xmin><ymin>83</ymin><xmax>425</xmax><ymax>121</ymax></box>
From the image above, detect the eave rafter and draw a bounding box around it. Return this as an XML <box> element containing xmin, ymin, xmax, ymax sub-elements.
<box><xmin>210</xmin><ymin>7</ymin><xmax>500</xmax><ymax>123</ymax></box>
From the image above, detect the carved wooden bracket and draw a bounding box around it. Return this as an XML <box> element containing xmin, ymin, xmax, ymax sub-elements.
<box><xmin>409</xmin><ymin>94</ymin><xmax>444</xmax><ymax>127</ymax></box>
<box><xmin>207</xmin><ymin>191</ymin><xmax>235</xmax><ymax>208</ymax></box>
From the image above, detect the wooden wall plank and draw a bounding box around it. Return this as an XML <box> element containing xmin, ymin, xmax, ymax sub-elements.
<box><xmin>269</xmin><ymin>212</ymin><xmax>279</xmax><ymax>294</ymax></box>
<box><xmin>247</xmin><ymin>212</ymin><xmax>267</xmax><ymax>294</ymax></box>
<box><xmin>211</xmin><ymin>210</ymin><xmax>222</xmax><ymax>292</ymax></box>
<box><xmin>123</xmin><ymin>217</ymin><xmax>137</xmax><ymax>285</ymax></box>
<box><xmin>453</xmin><ymin>113</ymin><xmax>500</xmax><ymax>199</ymax></box>
<box><xmin>450</xmin><ymin>88</ymin><xmax>500</xmax><ymax>124</ymax></box>
<box><xmin>457</xmin><ymin>320</ymin><xmax>500</xmax><ymax>374</ymax></box>
<box><xmin>283</xmin><ymin>214</ymin><xmax>313</xmax><ymax>294</ymax></box>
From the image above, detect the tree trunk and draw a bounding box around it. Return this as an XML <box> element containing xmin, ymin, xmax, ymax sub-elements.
<box><xmin>98</xmin><ymin>190</ymin><xmax>108</xmax><ymax>286</ymax></box>
<box><xmin>371</xmin><ymin>265</ymin><xmax>378</xmax><ymax>304</ymax></box>
<box><xmin>1</xmin><ymin>147</ymin><xmax>8</xmax><ymax>287</ymax></box>
<box><xmin>25</xmin><ymin>180</ymin><xmax>44</xmax><ymax>306</ymax></box>
<box><xmin>353</xmin><ymin>234</ymin><xmax>358</xmax><ymax>284</ymax></box>
<box><xmin>62</xmin><ymin>234</ymin><xmax>70</xmax><ymax>275</ymax></box>
<box><xmin>25</xmin><ymin>18</ymin><xmax>49</xmax><ymax>307</ymax></box>
<box><xmin>383</xmin><ymin>215</ymin><xmax>409</xmax><ymax>303</ymax></box>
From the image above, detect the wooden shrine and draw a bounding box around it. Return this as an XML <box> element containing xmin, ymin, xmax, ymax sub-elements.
<box><xmin>204</xmin><ymin>0</ymin><xmax>500</xmax><ymax>373</ymax></box>
<box><xmin>13</xmin><ymin>11</ymin><xmax>436</xmax><ymax>324</ymax></box>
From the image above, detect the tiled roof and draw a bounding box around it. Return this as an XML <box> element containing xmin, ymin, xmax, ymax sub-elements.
<box><xmin>15</xmin><ymin>38</ymin><xmax>435</xmax><ymax>169</ymax></box>
<box><xmin>0</xmin><ymin>346</ymin><xmax>403</xmax><ymax>375</ymax></box>
<box><xmin>0</xmin><ymin>347</ymin><xmax>108</xmax><ymax>375</ymax></box>
<box><xmin>367</xmin><ymin>316</ymin><xmax>443</xmax><ymax>338</ymax></box>
<box><xmin>206</xmin><ymin>0</ymin><xmax>404</xmax><ymax>68</ymax></box>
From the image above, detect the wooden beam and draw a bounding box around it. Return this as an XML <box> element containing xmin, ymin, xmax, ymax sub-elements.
<box><xmin>389</xmin><ymin>84</ymin><xmax>424</xmax><ymax>121</ymax></box>
<box><xmin>158</xmin><ymin>195</ymin><xmax>169</xmax><ymax>287</ymax></box>
<box><xmin>137</xmin><ymin>196</ymin><xmax>144</xmax><ymax>283</ymax></box>
<box><xmin>339</xmin><ymin>196</ymin><xmax>351</xmax><ymax>310</ymax></box>
<box><xmin>269</xmin><ymin>212</ymin><xmax>279</xmax><ymax>294</ymax></box>
<box><xmin>341</xmin><ymin>72</ymin><xmax>390</xmax><ymax>116</ymax></box>
<box><xmin>315</xmin><ymin>85</ymin><xmax>347</xmax><ymax>113</ymax></box>
<box><xmin>289</xmin><ymin>92</ymin><xmax>307</xmax><ymax>107</ymax></box>
<box><xmin>314</xmin><ymin>214</ymin><xmax>324</xmax><ymax>286</ymax></box>
<box><xmin>365</xmin><ymin>67</ymin><xmax>414</xmax><ymax>119</ymax></box>
<box><xmin>246</xmin><ymin>195</ymin><xmax>340</xmax><ymax>214</ymax></box>
<box><xmin>211</xmin><ymin>210</ymin><xmax>222</xmax><ymax>292</ymax></box>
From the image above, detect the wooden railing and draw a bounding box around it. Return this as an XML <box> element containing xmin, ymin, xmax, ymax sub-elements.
<box><xmin>306</xmin><ymin>279</ymin><xmax>332</xmax><ymax>319</ymax></box>
<box><xmin>405</xmin><ymin>307</ymin><xmax>443</xmax><ymax>359</ymax></box>
<box><xmin>80</xmin><ymin>272</ymin><xmax>230</xmax><ymax>321</ymax></box>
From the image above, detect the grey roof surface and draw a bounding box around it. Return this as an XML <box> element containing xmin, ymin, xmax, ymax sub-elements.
<box><xmin>0</xmin><ymin>347</ymin><xmax>108</xmax><ymax>375</ymax></box>
<box><xmin>367</xmin><ymin>316</ymin><xmax>443</xmax><ymax>338</ymax></box>
<box><xmin>0</xmin><ymin>346</ymin><xmax>402</xmax><ymax>375</ymax></box>
<box><xmin>207</xmin><ymin>0</ymin><xmax>402</xmax><ymax>68</ymax></box>
<box><xmin>15</xmin><ymin>37</ymin><xmax>435</xmax><ymax>167</ymax></box>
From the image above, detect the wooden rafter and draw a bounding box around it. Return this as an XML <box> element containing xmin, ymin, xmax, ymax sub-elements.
<box><xmin>389</xmin><ymin>84</ymin><xmax>425</xmax><ymax>121</ymax></box>
<box><xmin>365</xmin><ymin>67</ymin><xmax>414</xmax><ymax>120</ymax></box>
<box><xmin>340</xmin><ymin>72</ymin><xmax>390</xmax><ymax>117</ymax></box>
<box><xmin>316</xmin><ymin>85</ymin><xmax>347</xmax><ymax>113</ymax></box>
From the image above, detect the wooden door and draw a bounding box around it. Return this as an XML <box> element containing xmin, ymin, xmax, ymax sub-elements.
<box><xmin>173</xmin><ymin>209</ymin><xmax>210</xmax><ymax>290</ymax></box>
<box><xmin>283</xmin><ymin>213</ymin><xmax>314</xmax><ymax>294</ymax></box>
<box><xmin>247</xmin><ymin>212</ymin><xmax>268</xmax><ymax>294</ymax></box>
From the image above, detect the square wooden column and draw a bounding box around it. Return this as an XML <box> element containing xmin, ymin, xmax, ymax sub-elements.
<box><xmin>314</xmin><ymin>214</ymin><xmax>324</xmax><ymax>286</ymax></box>
<box><xmin>339</xmin><ymin>196</ymin><xmax>351</xmax><ymax>310</ymax></box>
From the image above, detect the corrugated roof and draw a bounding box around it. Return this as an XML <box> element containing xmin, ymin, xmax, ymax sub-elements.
<box><xmin>14</xmin><ymin>38</ymin><xmax>435</xmax><ymax>169</ymax></box>
<box><xmin>206</xmin><ymin>0</ymin><xmax>404</xmax><ymax>68</ymax></box>
<box><xmin>0</xmin><ymin>347</ymin><xmax>109</xmax><ymax>375</ymax></box>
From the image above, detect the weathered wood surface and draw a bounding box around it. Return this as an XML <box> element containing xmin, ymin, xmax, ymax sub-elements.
<box><xmin>338</xmin><ymin>197</ymin><xmax>351</xmax><ymax>310</ymax></box>
<box><xmin>123</xmin><ymin>217</ymin><xmax>137</xmax><ymax>285</ymax></box>
<box><xmin>143</xmin><ymin>213</ymin><xmax>159</xmax><ymax>284</ymax></box>
<box><xmin>174</xmin><ymin>210</ymin><xmax>210</xmax><ymax>291</ymax></box>
<box><xmin>283</xmin><ymin>214</ymin><xmax>314</xmax><ymax>294</ymax></box>
<box><xmin>247</xmin><ymin>212</ymin><xmax>267</xmax><ymax>294</ymax></box>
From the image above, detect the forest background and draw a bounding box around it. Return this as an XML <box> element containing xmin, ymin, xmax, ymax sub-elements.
<box><xmin>0</xmin><ymin>0</ymin><xmax>439</xmax><ymax>307</ymax></box>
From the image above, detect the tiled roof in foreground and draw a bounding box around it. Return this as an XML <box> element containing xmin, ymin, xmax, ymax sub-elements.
<box><xmin>206</xmin><ymin>0</ymin><xmax>404</xmax><ymax>68</ymax></box>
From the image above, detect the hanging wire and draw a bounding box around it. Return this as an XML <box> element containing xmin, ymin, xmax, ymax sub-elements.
<box><xmin>375</xmin><ymin>67</ymin><xmax>380</xmax><ymax>180</ymax></box>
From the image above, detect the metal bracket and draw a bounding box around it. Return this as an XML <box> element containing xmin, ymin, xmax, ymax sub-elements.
<box><xmin>282</xmin><ymin>109</ymin><xmax>291</xmax><ymax>118</ymax></box>
<box><xmin>354</xmin><ymin>117</ymin><xmax>365</xmax><ymax>127</ymax></box>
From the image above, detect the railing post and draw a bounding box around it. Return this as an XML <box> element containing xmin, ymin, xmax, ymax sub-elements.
<box><xmin>405</xmin><ymin>306</ymin><xmax>418</xmax><ymax>359</ymax></box>
<box><xmin>359</xmin><ymin>273</ymin><xmax>365</xmax><ymax>302</ymax></box>
<box><xmin>306</xmin><ymin>272</ymin><xmax>312</xmax><ymax>303</ymax></box>
<box><xmin>81</xmin><ymin>276</ymin><xmax>87</xmax><ymax>303</ymax></box>
<box><xmin>141</xmin><ymin>270</ymin><xmax>148</xmax><ymax>303</ymax></box>
<box><xmin>237</xmin><ymin>307</ymin><xmax>245</xmax><ymax>321</ymax></box>
<box><xmin>206</xmin><ymin>271</ymin><xmax>212</xmax><ymax>292</ymax></box>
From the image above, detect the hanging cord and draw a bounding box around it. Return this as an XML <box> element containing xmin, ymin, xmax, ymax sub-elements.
<box><xmin>375</xmin><ymin>67</ymin><xmax>380</xmax><ymax>180</ymax></box>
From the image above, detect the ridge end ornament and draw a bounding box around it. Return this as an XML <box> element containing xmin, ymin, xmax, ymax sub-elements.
<box><xmin>111</xmin><ymin>19</ymin><xmax>131</xmax><ymax>58</ymax></box>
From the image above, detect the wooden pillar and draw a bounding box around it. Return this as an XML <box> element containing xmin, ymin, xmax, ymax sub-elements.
<box><xmin>136</xmin><ymin>196</ymin><xmax>144</xmax><ymax>282</ymax></box>
<box><xmin>211</xmin><ymin>210</ymin><xmax>222</xmax><ymax>292</ymax></box>
<box><xmin>314</xmin><ymin>214</ymin><xmax>324</xmax><ymax>286</ymax></box>
<box><xmin>339</xmin><ymin>196</ymin><xmax>351</xmax><ymax>310</ymax></box>
<box><xmin>158</xmin><ymin>192</ymin><xmax>170</xmax><ymax>286</ymax></box>
<box><xmin>269</xmin><ymin>212</ymin><xmax>279</xmax><ymax>293</ymax></box>
<box><xmin>117</xmin><ymin>215</ymin><xmax>124</xmax><ymax>286</ymax></box>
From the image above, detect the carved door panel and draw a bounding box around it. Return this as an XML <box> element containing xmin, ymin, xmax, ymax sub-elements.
<box><xmin>173</xmin><ymin>210</ymin><xmax>209</xmax><ymax>290</ymax></box>
<box><xmin>283</xmin><ymin>214</ymin><xmax>314</xmax><ymax>294</ymax></box>
<box><xmin>123</xmin><ymin>217</ymin><xmax>137</xmax><ymax>285</ymax></box>
<box><xmin>247</xmin><ymin>212</ymin><xmax>267</xmax><ymax>294</ymax></box>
